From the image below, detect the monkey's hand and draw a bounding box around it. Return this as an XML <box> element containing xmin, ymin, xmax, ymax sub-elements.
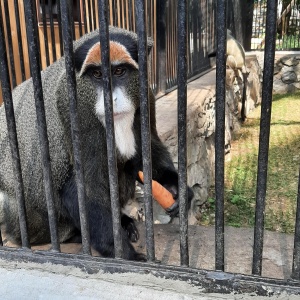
<box><xmin>162</xmin><ymin>183</ymin><xmax>194</xmax><ymax>218</ymax></box>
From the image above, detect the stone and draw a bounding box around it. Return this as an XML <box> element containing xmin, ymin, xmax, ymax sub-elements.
<box><xmin>281</xmin><ymin>71</ymin><xmax>297</xmax><ymax>84</ymax></box>
<box><xmin>280</xmin><ymin>56</ymin><xmax>299</xmax><ymax>67</ymax></box>
<box><xmin>293</xmin><ymin>82</ymin><xmax>300</xmax><ymax>90</ymax></box>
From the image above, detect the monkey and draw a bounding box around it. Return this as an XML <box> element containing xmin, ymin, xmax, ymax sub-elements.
<box><xmin>0</xmin><ymin>27</ymin><xmax>193</xmax><ymax>260</ymax></box>
<box><xmin>209</xmin><ymin>30</ymin><xmax>248</xmax><ymax>122</ymax></box>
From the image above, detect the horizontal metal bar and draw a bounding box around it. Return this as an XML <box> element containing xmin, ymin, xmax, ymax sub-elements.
<box><xmin>0</xmin><ymin>247</ymin><xmax>300</xmax><ymax>296</ymax></box>
<box><xmin>252</xmin><ymin>0</ymin><xmax>278</xmax><ymax>277</ymax></box>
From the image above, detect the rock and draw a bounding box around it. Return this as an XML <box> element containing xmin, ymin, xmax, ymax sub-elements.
<box><xmin>282</xmin><ymin>71</ymin><xmax>297</xmax><ymax>84</ymax></box>
<box><xmin>272</xmin><ymin>54</ymin><xmax>300</xmax><ymax>94</ymax></box>
<box><xmin>293</xmin><ymin>82</ymin><xmax>300</xmax><ymax>90</ymax></box>
<box><xmin>280</xmin><ymin>56</ymin><xmax>299</xmax><ymax>67</ymax></box>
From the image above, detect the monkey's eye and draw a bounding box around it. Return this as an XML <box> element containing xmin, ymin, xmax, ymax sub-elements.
<box><xmin>113</xmin><ymin>67</ymin><xmax>126</xmax><ymax>77</ymax></box>
<box><xmin>92</xmin><ymin>70</ymin><xmax>102</xmax><ymax>79</ymax></box>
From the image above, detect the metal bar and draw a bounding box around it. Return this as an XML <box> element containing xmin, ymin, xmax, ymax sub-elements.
<box><xmin>68</xmin><ymin>0</ymin><xmax>76</xmax><ymax>40</ymax></box>
<box><xmin>23</xmin><ymin>0</ymin><xmax>60</xmax><ymax>252</ymax></box>
<box><xmin>292</xmin><ymin>167</ymin><xmax>300</xmax><ymax>280</ymax></box>
<box><xmin>177</xmin><ymin>0</ymin><xmax>189</xmax><ymax>267</ymax></box>
<box><xmin>156</xmin><ymin>0</ymin><xmax>166</xmax><ymax>94</ymax></box>
<box><xmin>2</xmin><ymin>0</ymin><xmax>16</xmax><ymax>88</ymax></box>
<box><xmin>40</xmin><ymin>0</ymin><xmax>51</xmax><ymax>66</ymax></box>
<box><xmin>48</xmin><ymin>0</ymin><xmax>57</xmax><ymax>62</ymax></box>
<box><xmin>0</xmin><ymin>8</ymin><xmax>30</xmax><ymax>249</ymax></box>
<box><xmin>56</xmin><ymin>0</ymin><xmax>64</xmax><ymax>57</ymax></box>
<box><xmin>77</xmin><ymin>0</ymin><xmax>83</xmax><ymax>37</ymax></box>
<box><xmin>215</xmin><ymin>0</ymin><xmax>227</xmax><ymax>272</ymax></box>
<box><xmin>13</xmin><ymin>0</ymin><xmax>26</xmax><ymax>81</ymax></box>
<box><xmin>98</xmin><ymin>0</ymin><xmax>123</xmax><ymax>259</ymax></box>
<box><xmin>135</xmin><ymin>0</ymin><xmax>155</xmax><ymax>262</ymax></box>
<box><xmin>252</xmin><ymin>0</ymin><xmax>278</xmax><ymax>276</ymax></box>
<box><xmin>59</xmin><ymin>0</ymin><xmax>91</xmax><ymax>256</ymax></box>
<box><xmin>1</xmin><ymin>247</ymin><xmax>300</xmax><ymax>295</ymax></box>
<box><xmin>82</xmin><ymin>0</ymin><xmax>88</xmax><ymax>34</ymax></box>
<box><xmin>92</xmin><ymin>0</ymin><xmax>97</xmax><ymax>30</ymax></box>
<box><xmin>87</xmin><ymin>0</ymin><xmax>93</xmax><ymax>32</ymax></box>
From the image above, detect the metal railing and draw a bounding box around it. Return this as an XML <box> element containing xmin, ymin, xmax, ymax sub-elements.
<box><xmin>0</xmin><ymin>0</ymin><xmax>300</xmax><ymax>296</ymax></box>
<box><xmin>0</xmin><ymin>0</ymin><xmax>213</xmax><ymax>105</ymax></box>
<box><xmin>252</xmin><ymin>0</ymin><xmax>300</xmax><ymax>50</ymax></box>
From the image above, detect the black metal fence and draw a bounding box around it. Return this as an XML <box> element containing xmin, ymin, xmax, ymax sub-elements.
<box><xmin>0</xmin><ymin>0</ymin><xmax>300</xmax><ymax>296</ymax></box>
<box><xmin>252</xmin><ymin>0</ymin><xmax>300</xmax><ymax>50</ymax></box>
<box><xmin>0</xmin><ymin>0</ymin><xmax>213</xmax><ymax>103</ymax></box>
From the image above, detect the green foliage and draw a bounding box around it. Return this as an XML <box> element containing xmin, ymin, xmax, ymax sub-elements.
<box><xmin>199</xmin><ymin>92</ymin><xmax>300</xmax><ymax>233</ymax></box>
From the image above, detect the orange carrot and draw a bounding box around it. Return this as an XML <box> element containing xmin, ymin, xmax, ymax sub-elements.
<box><xmin>138</xmin><ymin>171</ymin><xmax>175</xmax><ymax>210</ymax></box>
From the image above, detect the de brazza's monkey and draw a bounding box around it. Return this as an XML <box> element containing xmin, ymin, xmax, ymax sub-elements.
<box><xmin>0</xmin><ymin>27</ymin><xmax>193</xmax><ymax>260</ymax></box>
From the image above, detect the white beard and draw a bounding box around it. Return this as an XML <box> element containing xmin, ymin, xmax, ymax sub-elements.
<box><xmin>95</xmin><ymin>87</ymin><xmax>136</xmax><ymax>159</ymax></box>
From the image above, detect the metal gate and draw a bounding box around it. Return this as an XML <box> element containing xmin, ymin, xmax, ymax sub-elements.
<box><xmin>252</xmin><ymin>0</ymin><xmax>300</xmax><ymax>50</ymax></box>
<box><xmin>0</xmin><ymin>0</ymin><xmax>300</xmax><ymax>296</ymax></box>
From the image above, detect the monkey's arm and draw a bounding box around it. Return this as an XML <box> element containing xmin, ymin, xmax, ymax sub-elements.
<box><xmin>127</xmin><ymin>135</ymin><xmax>194</xmax><ymax>217</ymax></box>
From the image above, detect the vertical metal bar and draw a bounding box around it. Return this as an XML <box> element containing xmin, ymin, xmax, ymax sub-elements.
<box><xmin>98</xmin><ymin>0</ymin><xmax>123</xmax><ymax>259</ymax></box>
<box><xmin>0</xmin><ymin>8</ymin><xmax>30</xmax><ymax>249</ymax></box>
<box><xmin>2</xmin><ymin>0</ymin><xmax>16</xmax><ymax>88</ymax></box>
<box><xmin>215</xmin><ymin>0</ymin><xmax>227</xmax><ymax>272</ymax></box>
<box><xmin>77</xmin><ymin>0</ymin><xmax>83</xmax><ymax>37</ymax></box>
<box><xmin>40</xmin><ymin>0</ymin><xmax>51</xmax><ymax>67</ymax></box>
<box><xmin>177</xmin><ymin>0</ymin><xmax>189</xmax><ymax>267</ymax></box>
<box><xmin>292</xmin><ymin>167</ymin><xmax>300</xmax><ymax>280</ymax></box>
<box><xmin>69</xmin><ymin>0</ymin><xmax>76</xmax><ymax>40</ymax></box>
<box><xmin>13</xmin><ymin>0</ymin><xmax>26</xmax><ymax>81</ymax></box>
<box><xmin>135</xmin><ymin>0</ymin><xmax>155</xmax><ymax>262</ymax></box>
<box><xmin>252</xmin><ymin>0</ymin><xmax>278</xmax><ymax>276</ymax></box>
<box><xmin>56</xmin><ymin>0</ymin><xmax>64</xmax><ymax>57</ymax></box>
<box><xmin>156</xmin><ymin>0</ymin><xmax>166</xmax><ymax>94</ymax></box>
<box><xmin>23</xmin><ymin>0</ymin><xmax>60</xmax><ymax>252</ymax></box>
<box><xmin>48</xmin><ymin>0</ymin><xmax>57</xmax><ymax>62</ymax></box>
<box><xmin>82</xmin><ymin>0</ymin><xmax>88</xmax><ymax>34</ymax></box>
<box><xmin>87</xmin><ymin>0</ymin><xmax>93</xmax><ymax>32</ymax></box>
<box><xmin>92</xmin><ymin>0</ymin><xmax>97</xmax><ymax>30</ymax></box>
<box><xmin>59</xmin><ymin>0</ymin><xmax>91</xmax><ymax>256</ymax></box>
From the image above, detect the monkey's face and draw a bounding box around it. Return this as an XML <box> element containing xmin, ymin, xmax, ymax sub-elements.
<box><xmin>78</xmin><ymin>41</ymin><xmax>141</xmax><ymax>159</ymax></box>
<box><xmin>79</xmin><ymin>41</ymin><xmax>140</xmax><ymax>124</ymax></box>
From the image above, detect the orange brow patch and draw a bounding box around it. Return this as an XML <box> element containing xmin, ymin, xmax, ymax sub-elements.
<box><xmin>80</xmin><ymin>41</ymin><xmax>138</xmax><ymax>75</ymax></box>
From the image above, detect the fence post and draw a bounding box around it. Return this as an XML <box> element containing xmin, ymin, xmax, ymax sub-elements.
<box><xmin>156</xmin><ymin>0</ymin><xmax>167</xmax><ymax>95</ymax></box>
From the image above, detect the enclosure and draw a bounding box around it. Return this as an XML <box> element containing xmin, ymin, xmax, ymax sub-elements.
<box><xmin>0</xmin><ymin>0</ymin><xmax>300</xmax><ymax>297</ymax></box>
